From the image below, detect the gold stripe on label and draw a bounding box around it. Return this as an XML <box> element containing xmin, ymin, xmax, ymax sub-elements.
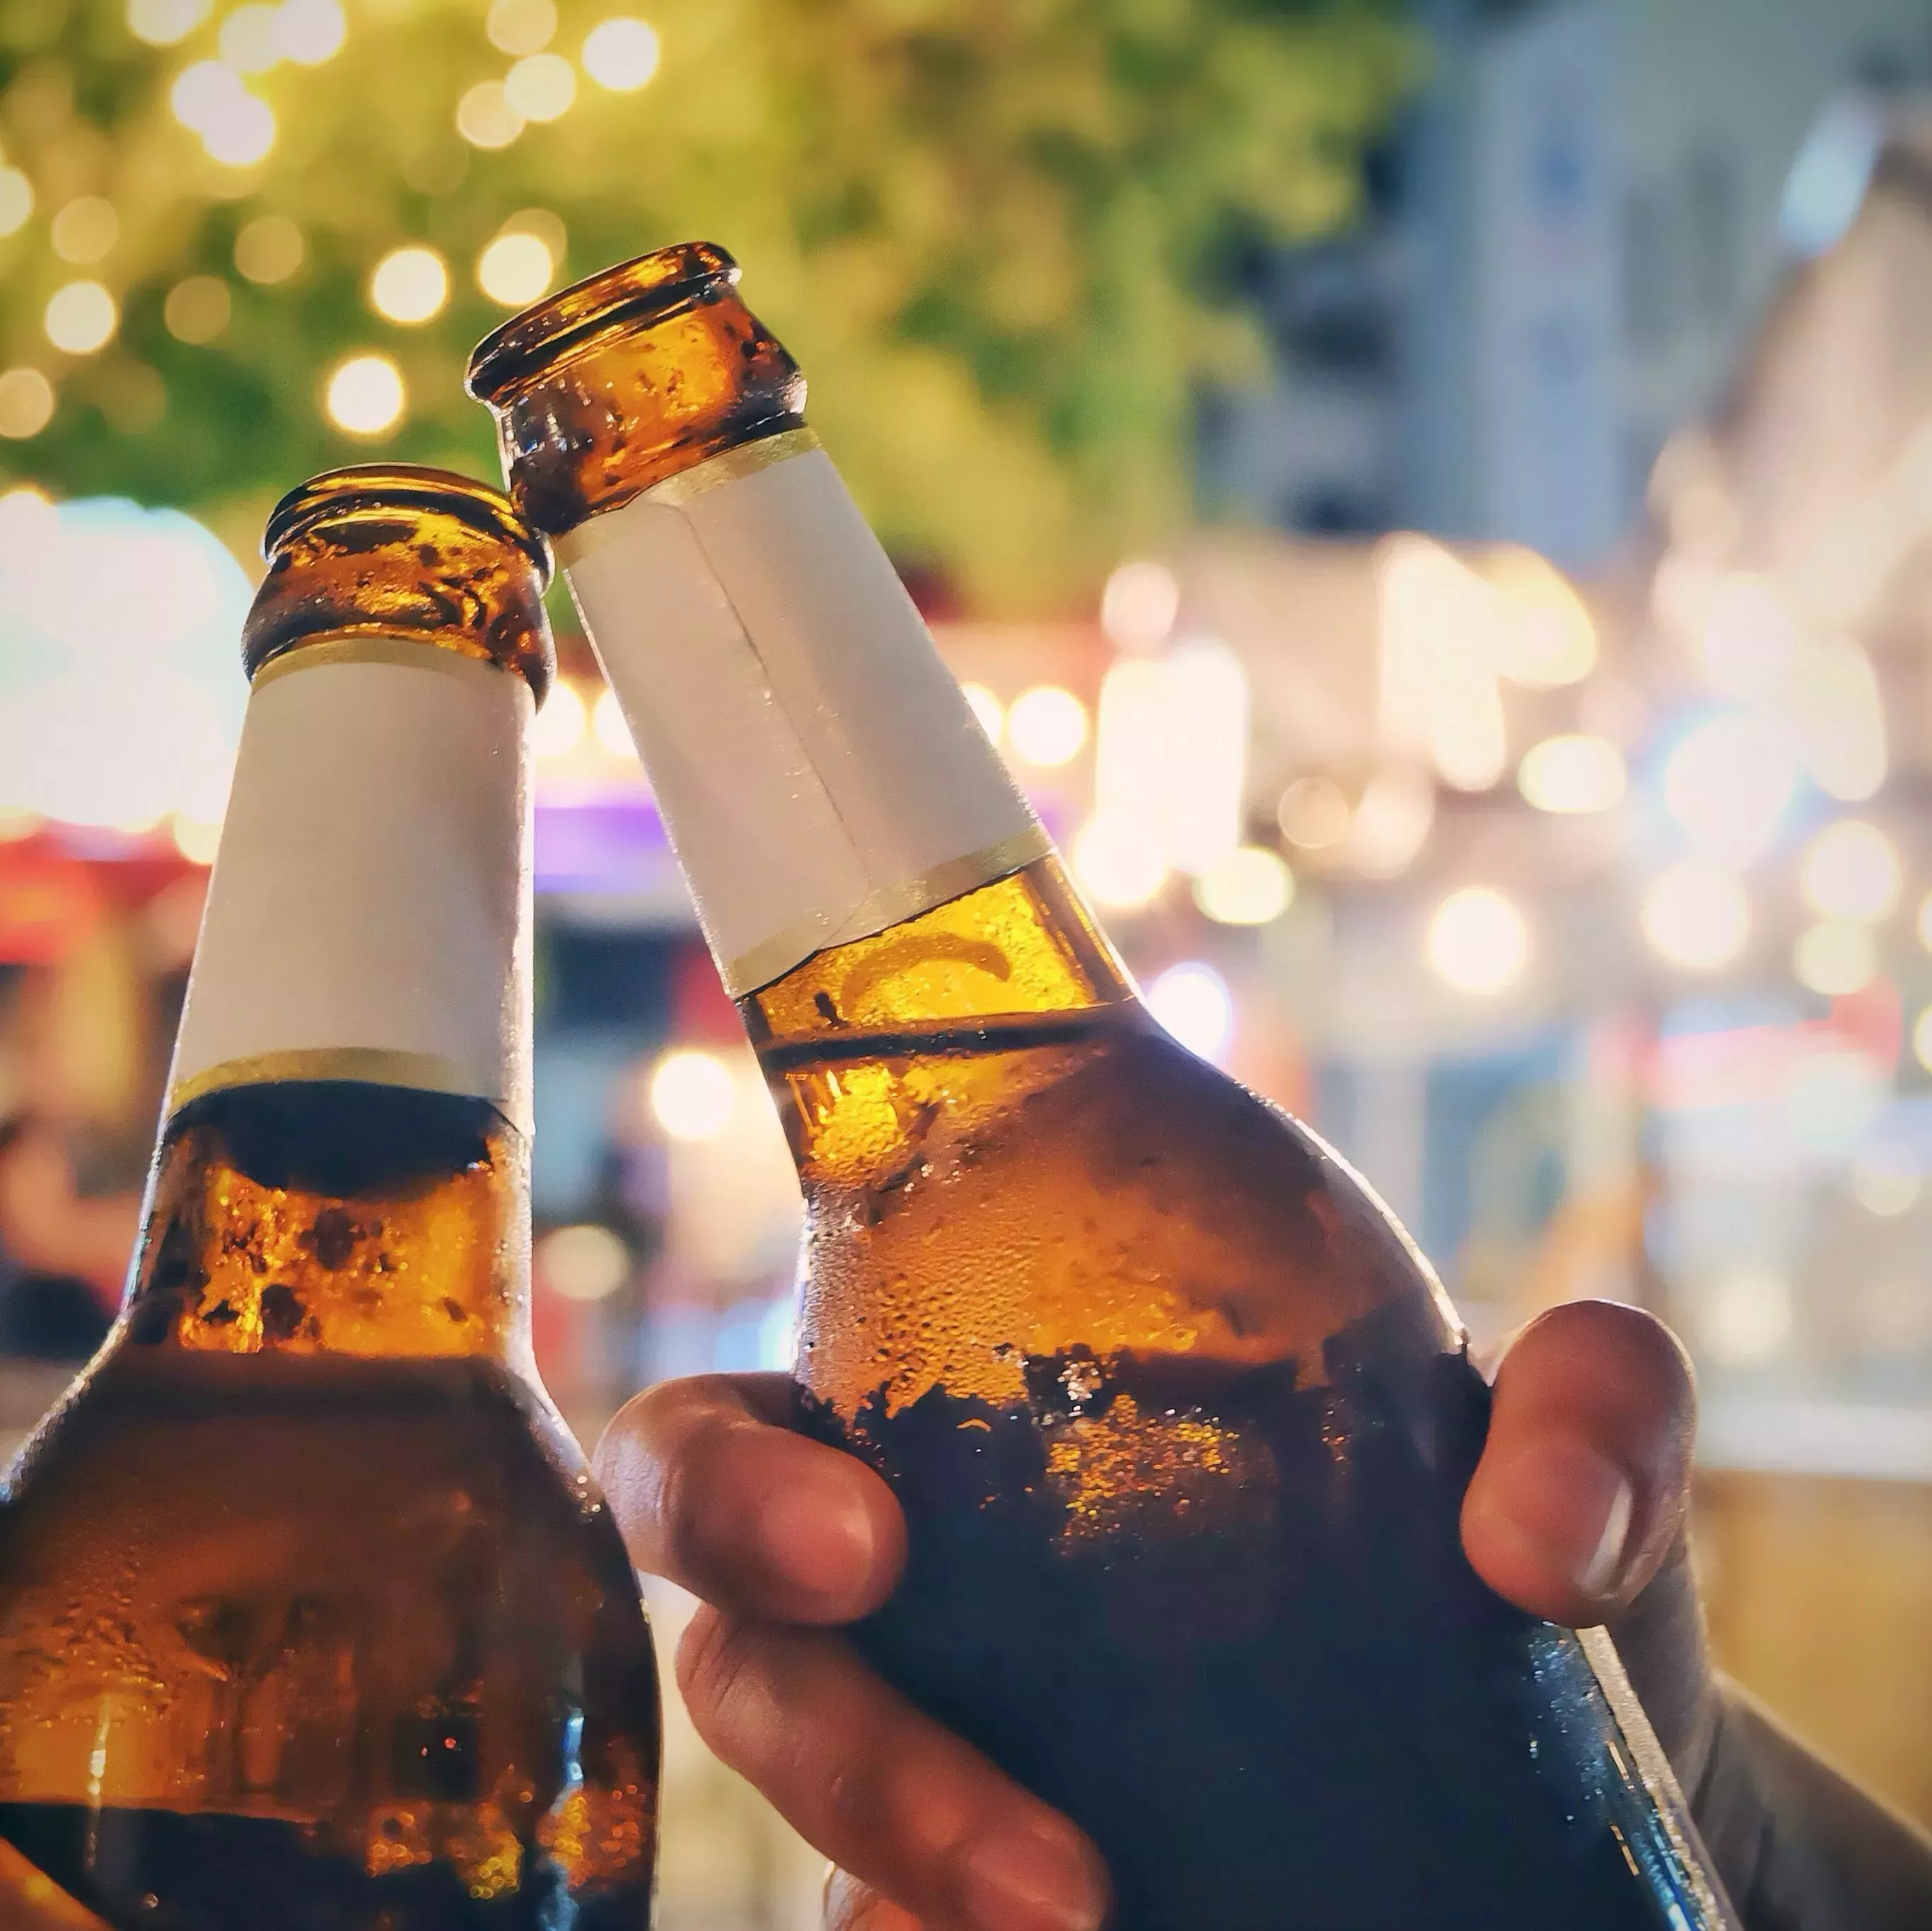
<box><xmin>723</xmin><ymin>825</ymin><xmax>1054</xmax><ymax>997</ymax></box>
<box><xmin>637</xmin><ymin>426</ymin><xmax>824</xmax><ymax>511</ymax></box>
<box><xmin>168</xmin><ymin>1048</ymin><xmax>499</xmax><ymax>1120</ymax></box>
<box><xmin>251</xmin><ymin>634</ymin><xmax>509</xmax><ymax>690</ymax></box>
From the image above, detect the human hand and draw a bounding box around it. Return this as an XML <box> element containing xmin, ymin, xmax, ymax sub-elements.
<box><xmin>593</xmin><ymin>1299</ymin><xmax>1707</xmax><ymax>1931</ymax></box>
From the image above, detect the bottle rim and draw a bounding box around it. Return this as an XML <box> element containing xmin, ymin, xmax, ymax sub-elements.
<box><xmin>264</xmin><ymin>464</ymin><xmax>554</xmax><ymax>586</ymax></box>
<box><xmin>465</xmin><ymin>240</ymin><xmax>739</xmax><ymax>403</ymax></box>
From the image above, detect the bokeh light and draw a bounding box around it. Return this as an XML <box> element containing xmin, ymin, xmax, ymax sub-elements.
<box><xmin>477</xmin><ymin>231</ymin><xmax>554</xmax><ymax>306</ymax></box>
<box><xmin>274</xmin><ymin>0</ymin><xmax>347</xmax><ymax>64</ymax></box>
<box><xmin>1071</xmin><ymin>813</ymin><xmax>1168</xmax><ymax>911</ymax></box>
<box><xmin>0</xmin><ymin>167</ymin><xmax>32</xmax><ymax>238</ymax></box>
<box><xmin>537</xmin><ymin>1224</ymin><xmax>630</xmax><ymax>1302</ymax></box>
<box><xmin>127</xmin><ymin>0</ymin><xmax>211</xmax><ymax>46</ymax></box>
<box><xmin>1701</xmin><ymin>1266</ymin><xmax>1794</xmax><ymax>1367</ymax></box>
<box><xmin>528</xmin><ymin>678</ymin><xmax>586</xmax><ymax>758</ymax></box>
<box><xmin>1193</xmin><ymin>846</ymin><xmax>1293</xmax><ymax>926</ymax></box>
<box><xmin>1662</xmin><ymin>712</ymin><xmax>1798</xmax><ymax>866</ymax></box>
<box><xmin>0</xmin><ymin>369</ymin><xmax>55</xmax><ymax>439</ymax></box>
<box><xmin>457</xmin><ymin>80</ymin><xmax>524</xmax><ymax>149</ymax></box>
<box><xmin>323</xmin><ymin>353</ymin><xmax>405</xmax><ymax>436</ymax></box>
<box><xmin>1100</xmin><ymin>557</ymin><xmax>1180</xmax><ymax>651</ymax></box>
<box><xmin>1426</xmin><ymin>887</ymin><xmax>1529</xmax><ymax>994</ymax></box>
<box><xmin>50</xmin><ymin>198</ymin><xmax>119</xmax><ymax>266</ymax></box>
<box><xmin>164</xmin><ymin>276</ymin><xmax>231</xmax><ymax>344</ymax></box>
<box><xmin>368</xmin><ymin>245</ymin><xmax>449</xmax><ymax>325</ymax></box>
<box><xmin>1798</xmin><ymin>819</ymin><xmax>1900</xmax><ymax>923</ymax></box>
<box><xmin>593</xmin><ymin>688</ymin><xmax>635</xmax><ymax>758</ymax></box>
<box><xmin>44</xmin><ymin>282</ymin><xmax>119</xmax><ymax>356</ymax></box>
<box><xmin>488</xmin><ymin>0</ymin><xmax>558</xmax><ymax>55</ymax></box>
<box><xmin>219</xmin><ymin>4</ymin><xmax>283</xmax><ymax>72</ymax></box>
<box><xmin>1641</xmin><ymin>861</ymin><xmax>1750</xmax><ymax>971</ymax></box>
<box><xmin>1277</xmin><ymin>775</ymin><xmax>1351</xmax><ymax>851</ymax></box>
<box><xmin>1005</xmin><ymin>685</ymin><xmax>1088</xmax><ymax>767</ymax></box>
<box><xmin>1517</xmin><ymin>734</ymin><xmax>1627</xmax><ymax>814</ymax></box>
<box><xmin>1148</xmin><ymin>962</ymin><xmax>1234</xmax><ymax>1064</ymax></box>
<box><xmin>234</xmin><ymin>214</ymin><xmax>304</xmax><ymax>284</ymax></box>
<box><xmin>583</xmin><ymin>16</ymin><xmax>661</xmax><ymax>91</ymax></box>
<box><xmin>960</xmin><ymin>682</ymin><xmax>1003</xmax><ymax>742</ymax></box>
<box><xmin>1792</xmin><ymin>920</ymin><xmax>1878</xmax><ymax>997</ymax></box>
<box><xmin>505</xmin><ymin>52</ymin><xmax>576</xmax><ymax>122</ymax></box>
<box><xmin>649</xmin><ymin>1048</ymin><xmax>737</xmax><ymax>1142</ymax></box>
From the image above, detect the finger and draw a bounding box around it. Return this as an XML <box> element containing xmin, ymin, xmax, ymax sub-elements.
<box><xmin>593</xmin><ymin>1373</ymin><xmax>906</xmax><ymax>1624</ymax></box>
<box><xmin>825</xmin><ymin>1869</ymin><xmax>924</xmax><ymax>1931</ymax></box>
<box><xmin>1461</xmin><ymin>1300</ymin><xmax>1696</xmax><ymax>1625</ymax></box>
<box><xmin>680</xmin><ymin>1607</ymin><xmax>1108</xmax><ymax>1931</ymax></box>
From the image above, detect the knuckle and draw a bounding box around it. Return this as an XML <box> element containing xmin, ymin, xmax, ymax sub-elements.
<box><xmin>675</xmin><ymin>1606</ymin><xmax>763</xmax><ymax>1747</ymax></box>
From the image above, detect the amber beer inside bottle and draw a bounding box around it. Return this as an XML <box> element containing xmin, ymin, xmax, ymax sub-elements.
<box><xmin>0</xmin><ymin>470</ymin><xmax>658</xmax><ymax>1930</ymax></box>
<box><xmin>472</xmin><ymin>250</ymin><xmax>1733</xmax><ymax>1930</ymax></box>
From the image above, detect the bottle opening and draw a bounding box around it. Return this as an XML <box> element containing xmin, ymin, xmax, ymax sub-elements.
<box><xmin>465</xmin><ymin>240</ymin><xmax>741</xmax><ymax>403</ymax></box>
<box><xmin>264</xmin><ymin>464</ymin><xmax>552</xmax><ymax>585</ymax></box>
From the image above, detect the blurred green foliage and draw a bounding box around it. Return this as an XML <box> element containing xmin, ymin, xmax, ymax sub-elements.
<box><xmin>0</xmin><ymin>0</ymin><xmax>1407</xmax><ymax>610</ymax></box>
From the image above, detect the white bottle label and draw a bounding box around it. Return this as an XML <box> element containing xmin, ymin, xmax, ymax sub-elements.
<box><xmin>167</xmin><ymin>638</ymin><xmax>535</xmax><ymax>1133</ymax></box>
<box><xmin>558</xmin><ymin>430</ymin><xmax>1047</xmax><ymax>995</ymax></box>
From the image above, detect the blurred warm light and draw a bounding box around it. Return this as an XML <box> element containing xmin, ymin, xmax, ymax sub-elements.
<box><xmin>537</xmin><ymin>1223</ymin><xmax>629</xmax><ymax>1302</ymax></box>
<box><xmin>1641</xmin><ymin>861</ymin><xmax>1749</xmax><ymax>972</ymax></box>
<box><xmin>528</xmin><ymin>678</ymin><xmax>586</xmax><ymax>758</ymax></box>
<box><xmin>170</xmin><ymin>813</ymin><xmax>222</xmax><ymax>865</ymax></box>
<box><xmin>1478</xmin><ymin>545</ymin><xmax>1598</xmax><ymax>688</ymax></box>
<box><xmin>1914</xmin><ymin>1007</ymin><xmax>1932</xmax><ymax>1074</ymax></box>
<box><xmin>583</xmin><ymin>16</ymin><xmax>661</xmax><ymax>90</ymax></box>
<box><xmin>1345</xmin><ymin>767</ymin><xmax>1434</xmax><ymax>878</ymax></box>
<box><xmin>505</xmin><ymin>51</ymin><xmax>576</xmax><ymax>121</ymax></box>
<box><xmin>274</xmin><ymin>0</ymin><xmax>346</xmax><ymax>64</ymax></box>
<box><xmin>1100</xmin><ymin>557</ymin><xmax>1180</xmax><ymax>651</ymax></box>
<box><xmin>649</xmin><ymin>1048</ymin><xmax>736</xmax><ymax>1142</ymax></box>
<box><xmin>0</xmin><ymin>166</ymin><xmax>31</xmax><ymax>238</ymax></box>
<box><xmin>203</xmin><ymin>92</ymin><xmax>277</xmax><ymax>166</ymax></box>
<box><xmin>1661</xmin><ymin>713</ymin><xmax>1798</xmax><ymax>866</ymax></box>
<box><xmin>1006</xmin><ymin>685</ymin><xmax>1088</xmax><ymax>767</ymax></box>
<box><xmin>960</xmin><ymin>682</ymin><xmax>1003</xmax><ymax>742</ymax></box>
<box><xmin>478</xmin><ymin>231</ymin><xmax>554</xmax><ymax>306</ymax></box>
<box><xmin>165</xmin><ymin>275</ymin><xmax>231</xmax><ymax>343</ymax></box>
<box><xmin>51</xmin><ymin>197</ymin><xmax>118</xmax><ymax>266</ymax></box>
<box><xmin>0</xmin><ymin>498</ymin><xmax>252</xmax><ymax>832</ymax></box>
<box><xmin>0</xmin><ymin>369</ymin><xmax>55</xmax><ymax>439</ymax></box>
<box><xmin>1071</xmin><ymin>812</ymin><xmax>1168</xmax><ymax>911</ymax></box>
<box><xmin>1147</xmin><ymin>962</ymin><xmax>1233</xmax><ymax>1065</ymax></box>
<box><xmin>1786</xmin><ymin>1048</ymin><xmax>1886</xmax><ymax>1159</ymax></box>
<box><xmin>1377</xmin><ymin>536</ymin><xmax>1508</xmax><ymax>791</ymax></box>
<box><xmin>234</xmin><ymin>214</ymin><xmax>303</xmax><ymax>284</ymax></box>
<box><xmin>1518</xmin><ymin>735</ymin><xmax>1626</xmax><ymax>815</ymax></box>
<box><xmin>1786</xmin><ymin>638</ymin><xmax>1885</xmax><ymax>802</ymax></box>
<box><xmin>128</xmin><ymin>0</ymin><xmax>211</xmax><ymax>45</ymax></box>
<box><xmin>1697</xmin><ymin>574</ymin><xmax>1795</xmax><ymax>698</ymax></box>
<box><xmin>323</xmin><ymin>353</ymin><xmax>405</xmax><ymax>436</ymax></box>
<box><xmin>1799</xmin><ymin>819</ymin><xmax>1900</xmax><ymax>923</ymax></box>
<box><xmin>488</xmin><ymin>0</ymin><xmax>558</xmax><ymax>55</ymax></box>
<box><xmin>1703</xmin><ymin>1266</ymin><xmax>1794</xmax><ymax>1367</ymax></box>
<box><xmin>44</xmin><ymin>282</ymin><xmax>118</xmax><ymax>356</ymax></box>
<box><xmin>368</xmin><ymin>245</ymin><xmax>449</xmax><ymax>325</ymax></box>
<box><xmin>1277</xmin><ymin>775</ymin><xmax>1350</xmax><ymax>851</ymax></box>
<box><xmin>593</xmin><ymin>687</ymin><xmax>635</xmax><ymax>758</ymax></box>
<box><xmin>219</xmin><ymin>3</ymin><xmax>282</xmax><ymax>71</ymax></box>
<box><xmin>1426</xmin><ymin>887</ymin><xmax>1528</xmax><ymax>995</ymax></box>
<box><xmin>1916</xmin><ymin>892</ymin><xmax>1932</xmax><ymax>953</ymax></box>
<box><xmin>1793</xmin><ymin>920</ymin><xmax>1877</xmax><ymax>997</ymax></box>
<box><xmin>1851</xmin><ymin>1152</ymin><xmax>1919</xmax><ymax>1219</ymax></box>
<box><xmin>457</xmin><ymin>80</ymin><xmax>525</xmax><ymax>149</ymax></box>
<box><xmin>171</xmin><ymin>59</ymin><xmax>243</xmax><ymax>131</ymax></box>
<box><xmin>1193</xmin><ymin>846</ymin><xmax>1293</xmax><ymax>926</ymax></box>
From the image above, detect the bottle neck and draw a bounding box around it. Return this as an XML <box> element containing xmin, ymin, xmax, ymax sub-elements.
<box><xmin>134</xmin><ymin>633</ymin><xmax>537</xmax><ymax>1360</ymax></box>
<box><xmin>555</xmin><ymin>431</ymin><xmax>1055</xmax><ymax>999</ymax></box>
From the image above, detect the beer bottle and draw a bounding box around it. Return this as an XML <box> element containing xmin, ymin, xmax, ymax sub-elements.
<box><xmin>470</xmin><ymin>248</ymin><xmax>1733</xmax><ymax>1931</ymax></box>
<box><xmin>0</xmin><ymin>468</ymin><xmax>659</xmax><ymax>1930</ymax></box>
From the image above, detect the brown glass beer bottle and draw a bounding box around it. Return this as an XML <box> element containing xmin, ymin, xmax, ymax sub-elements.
<box><xmin>0</xmin><ymin>468</ymin><xmax>658</xmax><ymax>1930</ymax></box>
<box><xmin>470</xmin><ymin>247</ymin><xmax>1734</xmax><ymax>1931</ymax></box>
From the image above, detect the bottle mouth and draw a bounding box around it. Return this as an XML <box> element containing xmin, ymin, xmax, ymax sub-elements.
<box><xmin>264</xmin><ymin>464</ymin><xmax>553</xmax><ymax>586</ymax></box>
<box><xmin>465</xmin><ymin>240</ymin><xmax>740</xmax><ymax>405</ymax></box>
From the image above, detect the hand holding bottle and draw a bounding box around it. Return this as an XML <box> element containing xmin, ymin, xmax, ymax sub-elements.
<box><xmin>596</xmin><ymin>1299</ymin><xmax>1713</xmax><ymax>1931</ymax></box>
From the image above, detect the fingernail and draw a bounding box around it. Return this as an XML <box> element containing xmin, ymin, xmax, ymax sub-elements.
<box><xmin>1578</xmin><ymin>1460</ymin><xmax>1635</xmax><ymax>1599</ymax></box>
<box><xmin>962</xmin><ymin>1823</ymin><xmax>1106</xmax><ymax>1931</ymax></box>
<box><xmin>756</xmin><ymin>1483</ymin><xmax>874</xmax><ymax>1599</ymax></box>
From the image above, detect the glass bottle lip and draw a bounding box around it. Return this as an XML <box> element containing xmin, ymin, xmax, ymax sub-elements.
<box><xmin>264</xmin><ymin>463</ymin><xmax>553</xmax><ymax>586</ymax></box>
<box><xmin>465</xmin><ymin>240</ymin><xmax>740</xmax><ymax>403</ymax></box>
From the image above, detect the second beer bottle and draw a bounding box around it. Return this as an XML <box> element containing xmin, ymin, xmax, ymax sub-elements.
<box><xmin>471</xmin><ymin>248</ymin><xmax>1734</xmax><ymax>1930</ymax></box>
<box><xmin>0</xmin><ymin>469</ymin><xmax>658</xmax><ymax>1929</ymax></box>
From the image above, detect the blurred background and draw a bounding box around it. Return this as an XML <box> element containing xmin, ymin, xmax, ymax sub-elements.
<box><xmin>5</xmin><ymin>0</ymin><xmax>1932</xmax><ymax>1922</ymax></box>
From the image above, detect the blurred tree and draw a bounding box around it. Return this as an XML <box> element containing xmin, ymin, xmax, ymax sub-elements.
<box><xmin>0</xmin><ymin>0</ymin><xmax>1407</xmax><ymax>610</ymax></box>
